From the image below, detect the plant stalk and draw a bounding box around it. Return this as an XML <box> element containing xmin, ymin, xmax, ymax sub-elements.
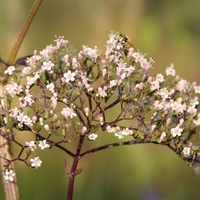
<box><xmin>67</xmin><ymin>136</ymin><xmax>85</xmax><ymax>200</ymax></box>
<box><xmin>7</xmin><ymin>0</ymin><xmax>43</xmax><ymax>66</ymax></box>
<box><xmin>0</xmin><ymin>1</ymin><xmax>43</xmax><ymax>199</ymax></box>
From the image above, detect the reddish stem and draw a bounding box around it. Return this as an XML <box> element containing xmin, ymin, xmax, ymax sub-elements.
<box><xmin>67</xmin><ymin>136</ymin><xmax>84</xmax><ymax>200</ymax></box>
<box><xmin>67</xmin><ymin>158</ymin><xmax>79</xmax><ymax>200</ymax></box>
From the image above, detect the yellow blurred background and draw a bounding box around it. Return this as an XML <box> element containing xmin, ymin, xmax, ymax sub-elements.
<box><xmin>1</xmin><ymin>0</ymin><xmax>200</xmax><ymax>199</ymax></box>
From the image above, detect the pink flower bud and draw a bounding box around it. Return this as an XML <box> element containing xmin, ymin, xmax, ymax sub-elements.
<box><xmin>44</xmin><ymin>124</ymin><xmax>50</xmax><ymax>131</ymax></box>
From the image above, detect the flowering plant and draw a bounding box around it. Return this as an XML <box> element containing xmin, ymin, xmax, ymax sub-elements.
<box><xmin>1</xmin><ymin>31</ymin><xmax>200</xmax><ymax>199</ymax></box>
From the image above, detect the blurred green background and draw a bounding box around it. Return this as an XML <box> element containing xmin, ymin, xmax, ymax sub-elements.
<box><xmin>1</xmin><ymin>0</ymin><xmax>200</xmax><ymax>199</ymax></box>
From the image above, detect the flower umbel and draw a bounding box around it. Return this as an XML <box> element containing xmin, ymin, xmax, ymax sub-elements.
<box><xmin>1</xmin><ymin>31</ymin><xmax>200</xmax><ymax>177</ymax></box>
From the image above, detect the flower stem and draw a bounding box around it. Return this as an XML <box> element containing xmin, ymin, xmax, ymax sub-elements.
<box><xmin>67</xmin><ymin>136</ymin><xmax>85</xmax><ymax>200</ymax></box>
<box><xmin>67</xmin><ymin>158</ymin><xmax>79</xmax><ymax>200</ymax></box>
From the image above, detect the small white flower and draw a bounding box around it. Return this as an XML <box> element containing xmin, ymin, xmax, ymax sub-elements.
<box><xmin>82</xmin><ymin>45</ymin><xmax>99</xmax><ymax>61</ymax></box>
<box><xmin>44</xmin><ymin>124</ymin><xmax>50</xmax><ymax>131</ymax></box>
<box><xmin>84</xmin><ymin>107</ymin><xmax>89</xmax><ymax>116</ymax></box>
<box><xmin>183</xmin><ymin>147</ymin><xmax>190</xmax><ymax>157</ymax></box>
<box><xmin>25</xmin><ymin>141</ymin><xmax>37</xmax><ymax>152</ymax></box>
<box><xmin>194</xmin><ymin>85</ymin><xmax>200</xmax><ymax>94</ymax></box>
<box><xmin>4</xmin><ymin>66</ymin><xmax>15</xmax><ymax>75</ymax></box>
<box><xmin>61</xmin><ymin>107</ymin><xmax>77</xmax><ymax>119</ymax></box>
<box><xmin>38</xmin><ymin>140</ymin><xmax>50</xmax><ymax>150</ymax></box>
<box><xmin>42</xmin><ymin>61</ymin><xmax>54</xmax><ymax>71</ymax></box>
<box><xmin>96</xmin><ymin>86</ymin><xmax>107</xmax><ymax>97</ymax></box>
<box><xmin>156</xmin><ymin>74</ymin><xmax>164</xmax><ymax>83</ymax></box>
<box><xmin>4</xmin><ymin>169</ymin><xmax>15</xmax><ymax>182</ymax></box>
<box><xmin>46</xmin><ymin>83</ymin><xmax>55</xmax><ymax>92</ymax></box>
<box><xmin>171</xmin><ymin>126</ymin><xmax>183</xmax><ymax>137</ymax></box>
<box><xmin>121</xmin><ymin>128</ymin><xmax>133</xmax><ymax>136</ymax></box>
<box><xmin>176</xmin><ymin>79</ymin><xmax>190</xmax><ymax>93</ymax></box>
<box><xmin>88</xmin><ymin>133</ymin><xmax>98</xmax><ymax>141</ymax></box>
<box><xmin>4</xmin><ymin>82</ymin><xmax>22</xmax><ymax>97</ymax></box>
<box><xmin>166</xmin><ymin>64</ymin><xmax>176</xmax><ymax>76</ymax></box>
<box><xmin>63</xmin><ymin>70</ymin><xmax>76</xmax><ymax>82</ymax></box>
<box><xmin>114</xmin><ymin>131</ymin><xmax>124</xmax><ymax>139</ymax></box>
<box><xmin>30</xmin><ymin>157</ymin><xmax>42</xmax><ymax>169</ymax></box>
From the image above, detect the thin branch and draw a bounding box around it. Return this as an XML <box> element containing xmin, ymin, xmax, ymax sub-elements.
<box><xmin>105</xmin><ymin>98</ymin><xmax>120</xmax><ymax>111</ymax></box>
<box><xmin>36</xmin><ymin>134</ymin><xmax>76</xmax><ymax>158</ymax></box>
<box><xmin>79</xmin><ymin>139</ymin><xmax>170</xmax><ymax>159</ymax></box>
<box><xmin>79</xmin><ymin>139</ymin><xmax>141</xmax><ymax>158</ymax></box>
<box><xmin>74</xmin><ymin>108</ymin><xmax>86</xmax><ymax>127</ymax></box>
<box><xmin>54</xmin><ymin>143</ymin><xmax>76</xmax><ymax>158</ymax></box>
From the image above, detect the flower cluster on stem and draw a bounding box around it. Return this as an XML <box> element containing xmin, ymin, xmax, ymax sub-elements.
<box><xmin>1</xmin><ymin>32</ymin><xmax>200</xmax><ymax>199</ymax></box>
